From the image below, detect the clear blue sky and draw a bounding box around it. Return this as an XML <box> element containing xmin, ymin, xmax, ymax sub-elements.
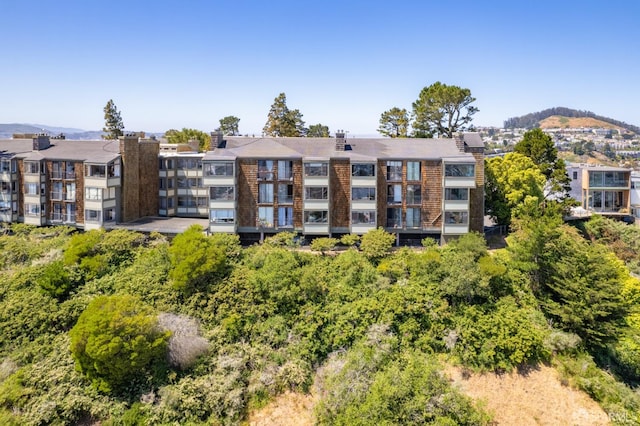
<box><xmin>2</xmin><ymin>0</ymin><xmax>639</xmax><ymax>136</ymax></box>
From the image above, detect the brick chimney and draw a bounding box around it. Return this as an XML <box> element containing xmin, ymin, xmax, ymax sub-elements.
<box><xmin>210</xmin><ymin>129</ymin><xmax>225</xmax><ymax>150</ymax></box>
<box><xmin>32</xmin><ymin>134</ymin><xmax>51</xmax><ymax>151</ymax></box>
<box><xmin>454</xmin><ymin>133</ymin><xmax>465</xmax><ymax>151</ymax></box>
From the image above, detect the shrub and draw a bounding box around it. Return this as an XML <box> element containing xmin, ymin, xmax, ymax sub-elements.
<box><xmin>359</xmin><ymin>228</ymin><xmax>395</xmax><ymax>262</ymax></box>
<box><xmin>340</xmin><ymin>234</ymin><xmax>360</xmax><ymax>248</ymax></box>
<box><xmin>310</xmin><ymin>237</ymin><xmax>338</xmax><ymax>255</ymax></box>
<box><xmin>69</xmin><ymin>295</ymin><xmax>170</xmax><ymax>393</ymax></box>
<box><xmin>157</xmin><ymin>313</ymin><xmax>209</xmax><ymax>370</ymax></box>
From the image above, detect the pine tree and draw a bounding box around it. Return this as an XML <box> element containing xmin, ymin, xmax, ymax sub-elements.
<box><xmin>263</xmin><ymin>93</ymin><xmax>306</xmax><ymax>137</ymax></box>
<box><xmin>102</xmin><ymin>99</ymin><xmax>124</xmax><ymax>140</ymax></box>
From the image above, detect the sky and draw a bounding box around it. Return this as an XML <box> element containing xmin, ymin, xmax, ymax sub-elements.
<box><xmin>2</xmin><ymin>0</ymin><xmax>639</xmax><ymax>136</ymax></box>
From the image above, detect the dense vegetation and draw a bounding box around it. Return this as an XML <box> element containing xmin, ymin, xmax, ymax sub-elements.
<box><xmin>503</xmin><ymin>106</ymin><xmax>640</xmax><ymax>134</ymax></box>
<box><xmin>0</xmin><ymin>217</ymin><xmax>640</xmax><ymax>424</ymax></box>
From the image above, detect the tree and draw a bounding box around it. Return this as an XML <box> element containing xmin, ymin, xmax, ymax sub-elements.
<box><xmin>378</xmin><ymin>107</ymin><xmax>409</xmax><ymax>138</ymax></box>
<box><xmin>360</xmin><ymin>227</ymin><xmax>395</xmax><ymax>261</ymax></box>
<box><xmin>411</xmin><ymin>82</ymin><xmax>478</xmax><ymax>138</ymax></box>
<box><xmin>69</xmin><ymin>295</ymin><xmax>170</xmax><ymax>393</ymax></box>
<box><xmin>484</xmin><ymin>153</ymin><xmax>546</xmax><ymax>227</ymax></box>
<box><xmin>514</xmin><ymin>128</ymin><xmax>571</xmax><ymax>199</ymax></box>
<box><xmin>307</xmin><ymin>123</ymin><xmax>330</xmax><ymax>137</ymax></box>
<box><xmin>263</xmin><ymin>93</ymin><xmax>307</xmax><ymax>137</ymax></box>
<box><xmin>102</xmin><ymin>99</ymin><xmax>124</xmax><ymax>140</ymax></box>
<box><xmin>219</xmin><ymin>116</ymin><xmax>240</xmax><ymax>136</ymax></box>
<box><xmin>164</xmin><ymin>128</ymin><xmax>210</xmax><ymax>151</ymax></box>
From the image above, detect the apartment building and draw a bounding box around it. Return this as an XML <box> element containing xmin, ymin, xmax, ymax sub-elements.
<box><xmin>567</xmin><ymin>163</ymin><xmax>632</xmax><ymax>216</ymax></box>
<box><xmin>0</xmin><ymin>132</ymin><xmax>484</xmax><ymax>243</ymax></box>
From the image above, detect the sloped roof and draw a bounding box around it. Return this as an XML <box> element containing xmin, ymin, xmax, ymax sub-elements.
<box><xmin>0</xmin><ymin>138</ymin><xmax>121</xmax><ymax>163</ymax></box>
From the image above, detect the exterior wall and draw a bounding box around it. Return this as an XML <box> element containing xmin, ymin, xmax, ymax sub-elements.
<box><xmin>119</xmin><ymin>136</ymin><xmax>159</xmax><ymax>222</ymax></box>
<box><xmin>292</xmin><ymin>161</ymin><xmax>303</xmax><ymax>229</ymax></box>
<box><xmin>237</xmin><ymin>159</ymin><xmax>257</xmax><ymax>228</ymax></box>
<box><xmin>138</xmin><ymin>141</ymin><xmax>160</xmax><ymax>217</ymax></box>
<box><xmin>424</xmin><ymin>161</ymin><xmax>443</xmax><ymax>228</ymax></box>
<box><xmin>467</xmin><ymin>147</ymin><xmax>485</xmax><ymax>233</ymax></box>
<box><xmin>330</xmin><ymin>159</ymin><xmax>350</xmax><ymax>231</ymax></box>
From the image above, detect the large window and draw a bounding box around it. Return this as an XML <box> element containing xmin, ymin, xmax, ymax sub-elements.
<box><xmin>177</xmin><ymin>158</ymin><xmax>201</xmax><ymax>169</ymax></box>
<box><xmin>24</xmin><ymin>182</ymin><xmax>38</xmax><ymax>195</ymax></box>
<box><xmin>445</xmin><ymin>211</ymin><xmax>468</xmax><ymax>224</ymax></box>
<box><xmin>445</xmin><ymin>164</ymin><xmax>475</xmax><ymax>177</ymax></box>
<box><xmin>407</xmin><ymin>161</ymin><xmax>421</xmax><ymax>181</ymax></box>
<box><xmin>204</xmin><ymin>162</ymin><xmax>234</xmax><ymax>176</ymax></box>
<box><xmin>65</xmin><ymin>183</ymin><xmax>76</xmax><ymax>201</ymax></box>
<box><xmin>25</xmin><ymin>203</ymin><xmax>40</xmax><ymax>216</ymax></box>
<box><xmin>0</xmin><ymin>181</ymin><xmax>10</xmax><ymax>194</ymax></box>
<box><xmin>387</xmin><ymin>184</ymin><xmax>402</xmax><ymax>204</ymax></box>
<box><xmin>386</xmin><ymin>208</ymin><xmax>402</xmax><ymax>228</ymax></box>
<box><xmin>85</xmin><ymin>210</ymin><xmax>101</xmax><ymax>222</ymax></box>
<box><xmin>588</xmin><ymin>171</ymin><xmax>628</xmax><ymax>187</ymax></box>
<box><xmin>406</xmin><ymin>184</ymin><xmax>421</xmax><ymax>204</ymax></box>
<box><xmin>352</xmin><ymin>163</ymin><xmax>375</xmax><ymax>177</ymax></box>
<box><xmin>258</xmin><ymin>160</ymin><xmax>274</xmax><ymax>180</ymax></box>
<box><xmin>352</xmin><ymin>187</ymin><xmax>376</xmax><ymax>201</ymax></box>
<box><xmin>278</xmin><ymin>207</ymin><xmax>294</xmax><ymax>227</ymax></box>
<box><xmin>278</xmin><ymin>160</ymin><xmax>293</xmax><ymax>180</ymax></box>
<box><xmin>210</xmin><ymin>209</ymin><xmax>235</xmax><ymax>223</ymax></box>
<box><xmin>278</xmin><ymin>184</ymin><xmax>293</xmax><ymax>204</ymax></box>
<box><xmin>0</xmin><ymin>159</ymin><xmax>11</xmax><ymax>173</ymax></box>
<box><xmin>406</xmin><ymin>208</ymin><xmax>421</xmax><ymax>228</ymax></box>
<box><xmin>85</xmin><ymin>187</ymin><xmax>102</xmax><ymax>200</ymax></box>
<box><xmin>304</xmin><ymin>162</ymin><xmax>328</xmax><ymax>177</ymax></box>
<box><xmin>258</xmin><ymin>207</ymin><xmax>274</xmax><ymax>227</ymax></box>
<box><xmin>445</xmin><ymin>188</ymin><xmax>469</xmax><ymax>201</ymax></box>
<box><xmin>210</xmin><ymin>186</ymin><xmax>235</xmax><ymax>201</ymax></box>
<box><xmin>304</xmin><ymin>210</ymin><xmax>328</xmax><ymax>223</ymax></box>
<box><xmin>305</xmin><ymin>186</ymin><xmax>328</xmax><ymax>200</ymax></box>
<box><xmin>25</xmin><ymin>161</ymin><xmax>40</xmax><ymax>175</ymax></box>
<box><xmin>352</xmin><ymin>210</ymin><xmax>375</xmax><ymax>225</ymax></box>
<box><xmin>104</xmin><ymin>208</ymin><xmax>116</xmax><ymax>222</ymax></box>
<box><xmin>386</xmin><ymin>161</ymin><xmax>402</xmax><ymax>181</ymax></box>
<box><xmin>86</xmin><ymin>164</ymin><xmax>106</xmax><ymax>178</ymax></box>
<box><xmin>259</xmin><ymin>183</ymin><xmax>274</xmax><ymax>203</ymax></box>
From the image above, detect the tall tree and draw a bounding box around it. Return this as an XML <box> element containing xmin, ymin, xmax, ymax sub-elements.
<box><xmin>219</xmin><ymin>116</ymin><xmax>240</xmax><ymax>136</ymax></box>
<box><xmin>411</xmin><ymin>82</ymin><xmax>478</xmax><ymax>138</ymax></box>
<box><xmin>102</xmin><ymin>99</ymin><xmax>124</xmax><ymax>140</ymax></box>
<box><xmin>378</xmin><ymin>107</ymin><xmax>409</xmax><ymax>138</ymax></box>
<box><xmin>514</xmin><ymin>128</ymin><xmax>571</xmax><ymax>200</ymax></box>
<box><xmin>263</xmin><ymin>93</ymin><xmax>307</xmax><ymax>137</ymax></box>
<box><xmin>164</xmin><ymin>128</ymin><xmax>210</xmax><ymax>151</ymax></box>
<box><xmin>307</xmin><ymin>123</ymin><xmax>330</xmax><ymax>137</ymax></box>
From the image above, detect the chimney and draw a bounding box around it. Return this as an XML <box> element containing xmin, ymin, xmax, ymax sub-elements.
<box><xmin>210</xmin><ymin>129</ymin><xmax>225</xmax><ymax>150</ymax></box>
<box><xmin>454</xmin><ymin>133</ymin><xmax>465</xmax><ymax>151</ymax></box>
<box><xmin>32</xmin><ymin>134</ymin><xmax>51</xmax><ymax>151</ymax></box>
<box><xmin>335</xmin><ymin>130</ymin><xmax>346</xmax><ymax>151</ymax></box>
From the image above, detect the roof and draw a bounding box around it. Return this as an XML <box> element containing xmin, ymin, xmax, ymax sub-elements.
<box><xmin>463</xmin><ymin>132</ymin><xmax>484</xmax><ymax>148</ymax></box>
<box><xmin>0</xmin><ymin>138</ymin><xmax>121</xmax><ymax>163</ymax></box>
<box><xmin>203</xmin><ymin>136</ymin><xmax>475</xmax><ymax>162</ymax></box>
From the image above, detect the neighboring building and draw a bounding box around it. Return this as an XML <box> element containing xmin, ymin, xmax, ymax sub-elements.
<box><xmin>630</xmin><ymin>172</ymin><xmax>640</xmax><ymax>221</ymax></box>
<box><xmin>567</xmin><ymin>163</ymin><xmax>632</xmax><ymax>216</ymax></box>
<box><xmin>0</xmin><ymin>132</ymin><xmax>485</xmax><ymax>244</ymax></box>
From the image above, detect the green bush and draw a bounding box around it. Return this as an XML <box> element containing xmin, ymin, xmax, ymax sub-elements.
<box><xmin>69</xmin><ymin>295</ymin><xmax>170</xmax><ymax>393</ymax></box>
<box><xmin>359</xmin><ymin>228</ymin><xmax>395</xmax><ymax>262</ymax></box>
<box><xmin>310</xmin><ymin>237</ymin><xmax>338</xmax><ymax>254</ymax></box>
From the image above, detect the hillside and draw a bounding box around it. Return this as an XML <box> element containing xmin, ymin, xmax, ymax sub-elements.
<box><xmin>539</xmin><ymin>115</ymin><xmax>624</xmax><ymax>131</ymax></box>
<box><xmin>504</xmin><ymin>107</ymin><xmax>640</xmax><ymax>134</ymax></box>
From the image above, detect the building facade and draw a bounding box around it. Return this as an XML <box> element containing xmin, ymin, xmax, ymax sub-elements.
<box><xmin>567</xmin><ymin>163</ymin><xmax>632</xmax><ymax>217</ymax></box>
<box><xmin>0</xmin><ymin>132</ymin><xmax>485</xmax><ymax>243</ymax></box>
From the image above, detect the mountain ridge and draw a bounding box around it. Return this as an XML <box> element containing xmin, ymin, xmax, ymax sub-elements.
<box><xmin>504</xmin><ymin>107</ymin><xmax>640</xmax><ymax>134</ymax></box>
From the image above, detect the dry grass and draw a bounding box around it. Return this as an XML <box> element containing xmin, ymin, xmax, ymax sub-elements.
<box><xmin>444</xmin><ymin>364</ymin><xmax>610</xmax><ymax>425</ymax></box>
<box><xmin>247</xmin><ymin>392</ymin><xmax>316</xmax><ymax>426</ymax></box>
<box><xmin>540</xmin><ymin>116</ymin><xmax>622</xmax><ymax>130</ymax></box>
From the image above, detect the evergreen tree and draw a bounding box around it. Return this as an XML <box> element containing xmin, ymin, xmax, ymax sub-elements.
<box><xmin>263</xmin><ymin>93</ymin><xmax>307</xmax><ymax>137</ymax></box>
<box><xmin>219</xmin><ymin>116</ymin><xmax>240</xmax><ymax>136</ymax></box>
<box><xmin>102</xmin><ymin>99</ymin><xmax>124</xmax><ymax>140</ymax></box>
<box><xmin>307</xmin><ymin>123</ymin><xmax>330</xmax><ymax>137</ymax></box>
<box><xmin>378</xmin><ymin>107</ymin><xmax>409</xmax><ymax>138</ymax></box>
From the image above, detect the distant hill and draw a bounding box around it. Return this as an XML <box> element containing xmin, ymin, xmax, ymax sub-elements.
<box><xmin>0</xmin><ymin>123</ymin><xmax>162</xmax><ymax>140</ymax></box>
<box><xmin>538</xmin><ymin>116</ymin><xmax>623</xmax><ymax>130</ymax></box>
<box><xmin>503</xmin><ymin>107</ymin><xmax>640</xmax><ymax>134</ymax></box>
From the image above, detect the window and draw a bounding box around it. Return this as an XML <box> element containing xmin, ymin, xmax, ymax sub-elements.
<box><xmin>387</xmin><ymin>161</ymin><xmax>402</xmax><ymax>181</ymax></box>
<box><xmin>352</xmin><ymin>187</ymin><xmax>376</xmax><ymax>201</ymax></box>
<box><xmin>445</xmin><ymin>211</ymin><xmax>468</xmax><ymax>224</ymax></box>
<box><xmin>104</xmin><ymin>208</ymin><xmax>116</xmax><ymax>222</ymax></box>
<box><xmin>0</xmin><ymin>200</ymin><xmax>10</xmax><ymax>212</ymax></box>
<box><xmin>24</xmin><ymin>182</ymin><xmax>38</xmax><ymax>195</ymax></box>
<box><xmin>304</xmin><ymin>162</ymin><xmax>328</xmax><ymax>177</ymax></box>
<box><xmin>25</xmin><ymin>203</ymin><xmax>40</xmax><ymax>216</ymax></box>
<box><xmin>304</xmin><ymin>210</ymin><xmax>328</xmax><ymax>223</ymax></box>
<box><xmin>406</xmin><ymin>184</ymin><xmax>421</xmax><ymax>204</ymax></box>
<box><xmin>352</xmin><ymin>210</ymin><xmax>375</xmax><ymax>224</ymax></box>
<box><xmin>278</xmin><ymin>207</ymin><xmax>294</xmax><ymax>227</ymax></box>
<box><xmin>178</xmin><ymin>158</ymin><xmax>200</xmax><ymax>169</ymax></box>
<box><xmin>210</xmin><ymin>186</ymin><xmax>235</xmax><ymax>201</ymax></box>
<box><xmin>85</xmin><ymin>187</ymin><xmax>102</xmax><ymax>200</ymax></box>
<box><xmin>65</xmin><ymin>162</ymin><xmax>75</xmax><ymax>179</ymax></box>
<box><xmin>86</xmin><ymin>164</ymin><xmax>106</xmax><ymax>178</ymax></box>
<box><xmin>258</xmin><ymin>160</ymin><xmax>274</xmax><ymax>180</ymax></box>
<box><xmin>445</xmin><ymin>188</ymin><xmax>469</xmax><ymax>201</ymax></box>
<box><xmin>278</xmin><ymin>160</ymin><xmax>293</xmax><ymax>180</ymax></box>
<box><xmin>259</xmin><ymin>183</ymin><xmax>274</xmax><ymax>203</ymax></box>
<box><xmin>305</xmin><ymin>186</ymin><xmax>328</xmax><ymax>200</ymax></box>
<box><xmin>0</xmin><ymin>181</ymin><xmax>9</xmax><ymax>193</ymax></box>
<box><xmin>177</xmin><ymin>177</ymin><xmax>187</xmax><ymax>188</ymax></box>
<box><xmin>387</xmin><ymin>208</ymin><xmax>402</xmax><ymax>228</ymax></box>
<box><xmin>196</xmin><ymin>197</ymin><xmax>207</xmax><ymax>207</ymax></box>
<box><xmin>204</xmin><ymin>162</ymin><xmax>234</xmax><ymax>176</ymax></box>
<box><xmin>177</xmin><ymin>177</ymin><xmax>201</xmax><ymax>188</ymax></box>
<box><xmin>104</xmin><ymin>187</ymin><xmax>116</xmax><ymax>199</ymax></box>
<box><xmin>258</xmin><ymin>207</ymin><xmax>274</xmax><ymax>227</ymax></box>
<box><xmin>51</xmin><ymin>161</ymin><xmax>62</xmax><ymax>179</ymax></box>
<box><xmin>406</xmin><ymin>208</ymin><xmax>421</xmax><ymax>228</ymax></box>
<box><xmin>407</xmin><ymin>161</ymin><xmax>421</xmax><ymax>181</ymax></box>
<box><xmin>352</xmin><ymin>164</ymin><xmax>375</xmax><ymax>177</ymax></box>
<box><xmin>159</xmin><ymin>198</ymin><xmax>167</xmax><ymax>209</ymax></box>
<box><xmin>159</xmin><ymin>178</ymin><xmax>166</xmax><ymax>189</ymax></box>
<box><xmin>25</xmin><ymin>161</ymin><xmax>40</xmax><ymax>174</ymax></box>
<box><xmin>85</xmin><ymin>210</ymin><xmax>101</xmax><ymax>222</ymax></box>
<box><xmin>52</xmin><ymin>203</ymin><xmax>62</xmax><ymax>221</ymax></box>
<box><xmin>210</xmin><ymin>209</ymin><xmax>235</xmax><ymax>223</ymax></box>
<box><xmin>572</xmin><ymin>171</ymin><xmax>578</xmax><ymax>180</ymax></box>
<box><xmin>0</xmin><ymin>160</ymin><xmax>10</xmax><ymax>173</ymax></box>
<box><xmin>387</xmin><ymin>184</ymin><xmax>402</xmax><ymax>204</ymax></box>
<box><xmin>167</xmin><ymin>197</ymin><xmax>174</xmax><ymax>208</ymax></box>
<box><xmin>278</xmin><ymin>184</ymin><xmax>293</xmax><ymax>204</ymax></box>
<box><xmin>445</xmin><ymin>164</ymin><xmax>475</xmax><ymax>177</ymax></box>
